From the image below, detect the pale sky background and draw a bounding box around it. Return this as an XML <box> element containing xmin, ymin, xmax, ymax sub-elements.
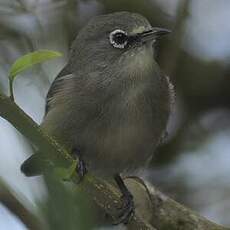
<box><xmin>1</xmin><ymin>0</ymin><xmax>230</xmax><ymax>229</ymax></box>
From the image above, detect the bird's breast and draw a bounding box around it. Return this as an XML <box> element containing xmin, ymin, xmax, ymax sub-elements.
<box><xmin>77</xmin><ymin>67</ymin><xmax>170</xmax><ymax>175</ymax></box>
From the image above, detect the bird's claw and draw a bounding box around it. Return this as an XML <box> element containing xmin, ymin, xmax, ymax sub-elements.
<box><xmin>72</xmin><ymin>147</ymin><xmax>87</xmax><ymax>183</ymax></box>
<box><xmin>76</xmin><ymin>158</ymin><xmax>87</xmax><ymax>182</ymax></box>
<box><xmin>113</xmin><ymin>193</ymin><xmax>135</xmax><ymax>225</ymax></box>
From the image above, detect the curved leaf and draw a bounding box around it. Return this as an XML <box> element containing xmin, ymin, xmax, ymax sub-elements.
<box><xmin>9</xmin><ymin>50</ymin><xmax>62</xmax><ymax>80</ymax></box>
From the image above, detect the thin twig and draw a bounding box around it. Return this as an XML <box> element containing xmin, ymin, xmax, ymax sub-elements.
<box><xmin>0</xmin><ymin>180</ymin><xmax>41</xmax><ymax>230</ymax></box>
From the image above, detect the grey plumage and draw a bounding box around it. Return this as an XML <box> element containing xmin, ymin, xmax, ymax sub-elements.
<box><xmin>40</xmin><ymin>11</ymin><xmax>173</xmax><ymax>177</ymax></box>
<box><xmin>22</xmin><ymin>12</ymin><xmax>174</xmax><ymax>179</ymax></box>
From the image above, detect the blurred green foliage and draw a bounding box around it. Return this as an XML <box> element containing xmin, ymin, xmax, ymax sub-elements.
<box><xmin>42</xmin><ymin>175</ymin><xmax>94</xmax><ymax>230</ymax></box>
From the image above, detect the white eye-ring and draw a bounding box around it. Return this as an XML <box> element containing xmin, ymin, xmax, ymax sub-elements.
<box><xmin>109</xmin><ymin>29</ymin><xmax>128</xmax><ymax>49</ymax></box>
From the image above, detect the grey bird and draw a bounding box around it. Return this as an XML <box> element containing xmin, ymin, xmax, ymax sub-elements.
<box><xmin>21</xmin><ymin>11</ymin><xmax>174</xmax><ymax>224</ymax></box>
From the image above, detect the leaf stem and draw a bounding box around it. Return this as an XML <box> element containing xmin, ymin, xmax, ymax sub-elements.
<box><xmin>9</xmin><ymin>78</ymin><xmax>14</xmax><ymax>101</ymax></box>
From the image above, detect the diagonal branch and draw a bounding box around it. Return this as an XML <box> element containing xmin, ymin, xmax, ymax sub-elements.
<box><xmin>125</xmin><ymin>177</ymin><xmax>230</xmax><ymax>230</ymax></box>
<box><xmin>0</xmin><ymin>92</ymin><xmax>229</xmax><ymax>230</ymax></box>
<box><xmin>0</xmin><ymin>93</ymin><xmax>155</xmax><ymax>229</ymax></box>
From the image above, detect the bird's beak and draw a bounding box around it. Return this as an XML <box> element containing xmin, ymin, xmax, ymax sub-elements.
<box><xmin>140</xmin><ymin>27</ymin><xmax>171</xmax><ymax>42</ymax></box>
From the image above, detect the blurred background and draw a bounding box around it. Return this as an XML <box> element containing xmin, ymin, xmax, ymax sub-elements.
<box><xmin>0</xmin><ymin>0</ymin><xmax>230</xmax><ymax>229</ymax></box>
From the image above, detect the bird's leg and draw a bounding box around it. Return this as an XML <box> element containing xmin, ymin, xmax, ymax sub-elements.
<box><xmin>72</xmin><ymin>147</ymin><xmax>87</xmax><ymax>182</ymax></box>
<box><xmin>113</xmin><ymin>174</ymin><xmax>135</xmax><ymax>225</ymax></box>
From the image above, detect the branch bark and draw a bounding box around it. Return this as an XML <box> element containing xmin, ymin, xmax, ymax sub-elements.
<box><xmin>0</xmin><ymin>93</ymin><xmax>155</xmax><ymax>229</ymax></box>
<box><xmin>125</xmin><ymin>177</ymin><xmax>229</xmax><ymax>230</ymax></box>
<box><xmin>0</xmin><ymin>93</ymin><xmax>229</xmax><ymax>230</ymax></box>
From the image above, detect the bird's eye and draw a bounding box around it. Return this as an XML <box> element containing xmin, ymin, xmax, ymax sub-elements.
<box><xmin>109</xmin><ymin>29</ymin><xmax>128</xmax><ymax>49</ymax></box>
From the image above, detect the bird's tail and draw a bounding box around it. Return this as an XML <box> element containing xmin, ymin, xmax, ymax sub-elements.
<box><xmin>21</xmin><ymin>153</ymin><xmax>44</xmax><ymax>177</ymax></box>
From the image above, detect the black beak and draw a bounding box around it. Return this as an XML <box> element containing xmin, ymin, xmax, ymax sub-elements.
<box><xmin>140</xmin><ymin>27</ymin><xmax>171</xmax><ymax>42</ymax></box>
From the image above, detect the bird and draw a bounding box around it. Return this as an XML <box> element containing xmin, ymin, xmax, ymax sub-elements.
<box><xmin>21</xmin><ymin>11</ymin><xmax>174</xmax><ymax>224</ymax></box>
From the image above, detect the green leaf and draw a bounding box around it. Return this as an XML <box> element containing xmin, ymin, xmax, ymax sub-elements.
<box><xmin>54</xmin><ymin>161</ymin><xmax>77</xmax><ymax>180</ymax></box>
<box><xmin>9</xmin><ymin>50</ymin><xmax>62</xmax><ymax>80</ymax></box>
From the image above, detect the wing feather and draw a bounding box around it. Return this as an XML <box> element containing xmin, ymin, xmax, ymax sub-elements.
<box><xmin>45</xmin><ymin>66</ymin><xmax>71</xmax><ymax>114</ymax></box>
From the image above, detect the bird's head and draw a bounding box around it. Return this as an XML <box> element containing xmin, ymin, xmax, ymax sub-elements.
<box><xmin>69</xmin><ymin>11</ymin><xmax>170</xmax><ymax>72</ymax></box>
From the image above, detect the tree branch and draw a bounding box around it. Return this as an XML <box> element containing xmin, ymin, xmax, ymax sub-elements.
<box><xmin>0</xmin><ymin>93</ymin><xmax>155</xmax><ymax>229</ymax></box>
<box><xmin>0</xmin><ymin>93</ymin><xmax>229</xmax><ymax>230</ymax></box>
<box><xmin>125</xmin><ymin>177</ymin><xmax>230</xmax><ymax>230</ymax></box>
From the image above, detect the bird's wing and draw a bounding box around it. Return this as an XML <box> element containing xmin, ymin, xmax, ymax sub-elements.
<box><xmin>45</xmin><ymin>66</ymin><xmax>71</xmax><ymax>114</ymax></box>
<box><xmin>21</xmin><ymin>66</ymin><xmax>73</xmax><ymax>177</ymax></box>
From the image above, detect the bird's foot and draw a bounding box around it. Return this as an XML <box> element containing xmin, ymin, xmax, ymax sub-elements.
<box><xmin>114</xmin><ymin>192</ymin><xmax>135</xmax><ymax>225</ymax></box>
<box><xmin>113</xmin><ymin>174</ymin><xmax>135</xmax><ymax>225</ymax></box>
<box><xmin>76</xmin><ymin>157</ymin><xmax>87</xmax><ymax>182</ymax></box>
<box><xmin>72</xmin><ymin>147</ymin><xmax>87</xmax><ymax>183</ymax></box>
